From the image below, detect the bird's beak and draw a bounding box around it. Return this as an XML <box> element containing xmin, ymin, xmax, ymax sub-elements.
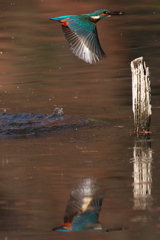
<box><xmin>107</xmin><ymin>11</ymin><xmax>126</xmax><ymax>16</ymax></box>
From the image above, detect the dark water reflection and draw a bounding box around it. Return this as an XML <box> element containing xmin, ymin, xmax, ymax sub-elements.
<box><xmin>1</xmin><ymin>0</ymin><xmax>160</xmax><ymax>239</ymax></box>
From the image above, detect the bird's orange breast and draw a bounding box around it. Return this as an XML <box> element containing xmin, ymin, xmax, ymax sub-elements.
<box><xmin>60</xmin><ymin>17</ymin><xmax>70</xmax><ymax>26</ymax></box>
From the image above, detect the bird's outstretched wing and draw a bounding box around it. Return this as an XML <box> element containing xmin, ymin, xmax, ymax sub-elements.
<box><xmin>61</xmin><ymin>17</ymin><xmax>106</xmax><ymax>64</ymax></box>
<box><xmin>63</xmin><ymin>179</ymin><xmax>103</xmax><ymax>224</ymax></box>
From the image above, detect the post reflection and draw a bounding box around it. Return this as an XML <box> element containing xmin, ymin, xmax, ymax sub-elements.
<box><xmin>53</xmin><ymin>178</ymin><xmax>125</xmax><ymax>232</ymax></box>
<box><xmin>132</xmin><ymin>135</ymin><xmax>153</xmax><ymax>210</ymax></box>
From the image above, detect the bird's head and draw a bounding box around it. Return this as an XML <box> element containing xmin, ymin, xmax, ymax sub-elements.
<box><xmin>89</xmin><ymin>9</ymin><xmax>125</xmax><ymax>22</ymax></box>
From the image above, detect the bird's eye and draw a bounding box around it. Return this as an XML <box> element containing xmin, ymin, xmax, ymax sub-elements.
<box><xmin>103</xmin><ymin>11</ymin><xmax>106</xmax><ymax>14</ymax></box>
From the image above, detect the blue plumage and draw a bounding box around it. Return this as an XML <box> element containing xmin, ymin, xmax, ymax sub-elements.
<box><xmin>50</xmin><ymin>10</ymin><xmax>125</xmax><ymax>63</ymax></box>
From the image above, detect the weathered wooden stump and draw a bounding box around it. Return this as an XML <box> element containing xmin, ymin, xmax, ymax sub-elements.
<box><xmin>131</xmin><ymin>57</ymin><xmax>152</xmax><ymax>133</ymax></box>
<box><xmin>131</xmin><ymin>57</ymin><xmax>153</xmax><ymax>209</ymax></box>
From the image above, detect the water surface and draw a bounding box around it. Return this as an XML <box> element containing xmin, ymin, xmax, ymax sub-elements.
<box><xmin>1</xmin><ymin>0</ymin><xmax>160</xmax><ymax>239</ymax></box>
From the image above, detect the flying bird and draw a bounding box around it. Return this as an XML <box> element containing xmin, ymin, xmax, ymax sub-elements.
<box><xmin>50</xmin><ymin>9</ymin><xmax>125</xmax><ymax>64</ymax></box>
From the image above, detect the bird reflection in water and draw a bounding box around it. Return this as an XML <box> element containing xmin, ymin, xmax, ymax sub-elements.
<box><xmin>52</xmin><ymin>178</ymin><xmax>126</xmax><ymax>232</ymax></box>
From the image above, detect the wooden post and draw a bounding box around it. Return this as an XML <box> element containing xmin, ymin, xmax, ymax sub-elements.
<box><xmin>131</xmin><ymin>57</ymin><xmax>152</xmax><ymax>133</ymax></box>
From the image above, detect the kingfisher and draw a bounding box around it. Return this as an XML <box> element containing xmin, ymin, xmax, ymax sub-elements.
<box><xmin>50</xmin><ymin>10</ymin><xmax>125</xmax><ymax>64</ymax></box>
<box><xmin>52</xmin><ymin>179</ymin><xmax>126</xmax><ymax>232</ymax></box>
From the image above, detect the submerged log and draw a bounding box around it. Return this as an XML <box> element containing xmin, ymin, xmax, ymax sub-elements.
<box><xmin>0</xmin><ymin>108</ymin><xmax>91</xmax><ymax>136</ymax></box>
<box><xmin>131</xmin><ymin>57</ymin><xmax>152</xmax><ymax>133</ymax></box>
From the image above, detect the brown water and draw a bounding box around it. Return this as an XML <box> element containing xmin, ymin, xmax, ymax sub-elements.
<box><xmin>1</xmin><ymin>0</ymin><xmax>160</xmax><ymax>239</ymax></box>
